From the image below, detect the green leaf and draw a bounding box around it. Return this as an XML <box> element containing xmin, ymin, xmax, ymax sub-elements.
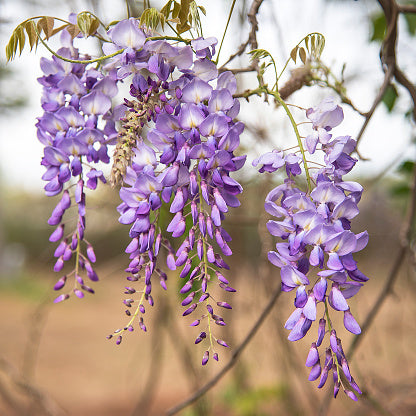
<box><xmin>397</xmin><ymin>160</ymin><xmax>415</xmax><ymax>175</ymax></box>
<box><xmin>24</xmin><ymin>21</ymin><xmax>37</xmax><ymax>51</ymax></box>
<box><xmin>77</xmin><ymin>12</ymin><xmax>98</xmax><ymax>37</ymax></box>
<box><xmin>189</xmin><ymin>1</ymin><xmax>203</xmax><ymax>34</ymax></box>
<box><xmin>179</xmin><ymin>0</ymin><xmax>191</xmax><ymax>27</ymax></box>
<box><xmin>198</xmin><ymin>5</ymin><xmax>206</xmax><ymax>15</ymax></box>
<box><xmin>404</xmin><ymin>12</ymin><xmax>416</xmax><ymax>35</ymax></box>
<box><xmin>88</xmin><ymin>18</ymin><xmax>100</xmax><ymax>36</ymax></box>
<box><xmin>161</xmin><ymin>0</ymin><xmax>173</xmax><ymax>17</ymax></box>
<box><xmin>391</xmin><ymin>183</ymin><xmax>410</xmax><ymax>197</ymax></box>
<box><xmin>16</xmin><ymin>26</ymin><xmax>26</xmax><ymax>55</ymax></box>
<box><xmin>248</xmin><ymin>48</ymin><xmax>271</xmax><ymax>61</ymax></box>
<box><xmin>290</xmin><ymin>46</ymin><xmax>298</xmax><ymax>63</ymax></box>
<box><xmin>5</xmin><ymin>32</ymin><xmax>17</xmax><ymax>61</ymax></box>
<box><xmin>299</xmin><ymin>47</ymin><xmax>306</xmax><ymax>64</ymax></box>
<box><xmin>66</xmin><ymin>23</ymin><xmax>81</xmax><ymax>39</ymax></box>
<box><xmin>382</xmin><ymin>84</ymin><xmax>398</xmax><ymax>112</ymax></box>
<box><xmin>370</xmin><ymin>13</ymin><xmax>386</xmax><ymax>42</ymax></box>
<box><xmin>140</xmin><ymin>8</ymin><xmax>165</xmax><ymax>30</ymax></box>
<box><xmin>37</xmin><ymin>16</ymin><xmax>55</xmax><ymax>40</ymax></box>
<box><xmin>172</xmin><ymin>1</ymin><xmax>181</xmax><ymax>19</ymax></box>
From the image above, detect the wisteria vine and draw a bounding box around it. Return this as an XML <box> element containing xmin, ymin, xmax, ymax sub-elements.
<box><xmin>8</xmin><ymin>2</ymin><xmax>371</xmax><ymax>402</ymax></box>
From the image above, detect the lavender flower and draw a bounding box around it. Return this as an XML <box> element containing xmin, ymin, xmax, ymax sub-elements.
<box><xmin>255</xmin><ymin>97</ymin><xmax>367</xmax><ymax>399</ymax></box>
<box><xmin>96</xmin><ymin>20</ymin><xmax>244</xmax><ymax>362</ymax></box>
<box><xmin>37</xmin><ymin>29</ymin><xmax>113</xmax><ymax>302</ymax></box>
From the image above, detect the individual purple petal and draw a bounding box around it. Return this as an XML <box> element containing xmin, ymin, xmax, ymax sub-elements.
<box><xmin>294</xmin><ymin>285</ymin><xmax>308</xmax><ymax>308</ymax></box>
<box><xmin>325</xmin><ymin>231</ymin><xmax>357</xmax><ymax>256</ymax></box>
<box><xmin>54</xmin><ymin>293</ymin><xmax>70</xmax><ymax>303</ymax></box>
<box><xmin>178</xmin><ymin>103</ymin><xmax>205</xmax><ymax>130</ymax></box>
<box><xmin>341</xmin><ymin>357</ymin><xmax>352</xmax><ymax>381</ymax></box>
<box><xmin>303</xmin><ymin>294</ymin><xmax>317</xmax><ymax>321</ymax></box>
<box><xmin>288</xmin><ymin>314</ymin><xmax>312</xmax><ymax>341</ymax></box>
<box><xmin>110</xmin><ymin>18</ymin><xmax>146</xmax><ymax>49</ymax></box>
<box><xmin>306</xmin><ymin>97</ymin><xmax>344</xmax><ymax>130</ymax></box>
<box><xmin>339</xmin><ymin>281</ymin><xmax>363</xmax><ymax>299</ymax></box>
<box><xmin>308</xmin><ymin>362</ymin><xmax>322</xmax><ymax>381</ymax></box>
<box><xmin>202</xmin><ymin>350</ymin><xmax>209</xmax><ymax>366</ymax></box>
<box><xmin>350</xmin><ymin>378</ymin><xmax>362</xmax><ymax>395</ymax></box>
<box><xmin>281</xmin><ymin>265</ymin><xmax>309</xmax><ymax>288</ymax></box>
<box><xmin>311</xmin><ymin>182</ymin><xmax>345</xmax><ymax>205</ymax></box>
<box><xmin>170</xmin><ymin>188</ymin><xmax>186</xmax><ymax>213</ymax></box>
<box><xmin>199</xmin><ymin>114</ymin><xmax>229</xmax><ymax>137</ymax></box>
<box><xmin>284</xmin><ymin>308</ymin><xmax>303</xmax><ymax>330</ymax></box>
<box><xmin>181</xmin><ymin>78</ymin><xmax>213</xmax><ymax>103</ymax></box>
<box><xmin>326</xmin><ymin>252</ymin><xmax>344</xmax><ymax>271</ymax></box>
<box><xmin>182</xmin><ymin>303</ymin><xmax>197</xmax><ymax>316</ymax></box>
<box><xmin>313</xmin><ymin>277</ymin><xmax>327</xmax><ymax>302</ymax></box>
<box><xmin>306</xmin><ymin>342</ymin><xmax>319</xmax><ymax>367</ymax></box>
<box><xmin>316</xmin><ymin>318</ymin><xmax>326</xmax><ymax>347</ymax></box>
<box><xmin>80</xmin><ymin>91</ymin><xmax>111</xmax><ymax>115</ymax></box>
<box><xmin>49</xmin><ymin>224</ymin><xmax>64</xmax><ymax>242</ymax></box>
<box><xmin>330</xmin><ymin>330</ymin><xmax>338</xmax><ymax>353</ymax></box>
<box><xmin>343</xmin><ymin>309</ymin><xmax>361</xmax><ymax>334</ymax></box>
<box><xmin>216</xmin><ymin>339</ymin><xmax>229</xmax><ymax>348</ymax></box>
<box><xmin>344</xmin><ymin>389</ymin><xmax>358</xmax><ymax>401</ymax></box>
<box><xmin>354</xmin><ymin>231</ymin><xmax>369</xmax><ymax>252</ymax></box>
<box><xmin>328</xmin><ymin>284</ymin><xmax>349</xmax><ymax>311</ymax></box>
<box><xmin>54</xmin><ymin>276</ymin><xmax>67</xmax><ymax>291</ymax></box>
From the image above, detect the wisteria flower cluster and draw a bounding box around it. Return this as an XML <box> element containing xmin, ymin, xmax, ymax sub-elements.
<box><xmin>37</xmin><ymin>29</ymin><xmax>116</xmax><ymax>301</ymax></box>
<box><xmin>37</xmin><ymin>18</ymin><xmax>245</xmax><ymax>364</ymax></box>
<box><xmin>254</xmin><ymin>97</ymin><xmax>368</xmax><ymax>400</ymax></box>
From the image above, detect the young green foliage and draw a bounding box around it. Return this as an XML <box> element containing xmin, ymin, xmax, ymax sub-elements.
<box><xmin>290</xmin><ymin>33</ymin><xmax>325</xmax><ymax>64</ymax></box>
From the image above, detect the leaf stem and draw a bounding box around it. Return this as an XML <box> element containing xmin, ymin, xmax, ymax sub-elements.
<box><xmin>215</xmin><ymin>0</ymin><xmax>237</xmax><ymax>65</ymax></box>
<box><xmin>270</xmin><ymin>89</ymin><xmax>312</xmax><ymax>192</ymax></box>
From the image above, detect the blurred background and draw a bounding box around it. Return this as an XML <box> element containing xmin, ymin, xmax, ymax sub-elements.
<box><xmin>0</xmin><ymin>0</ymin><xmax>416</xmax><ymax>415</ymax></box>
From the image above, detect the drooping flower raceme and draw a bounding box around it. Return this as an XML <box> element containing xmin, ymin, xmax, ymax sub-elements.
<box><xmin>36</xmin><ymin>18</ymin><xmax>245</xmax><ymax>363</ymax></box>
<box><xmin>253</xmin><ymin>97</ymin><xmax>368</xmax><ymax>400</ymax></box>
<box><xmin>37</xmin><ymin>29</ymin><xmax>117</xmax><ymax>301</ymax></box>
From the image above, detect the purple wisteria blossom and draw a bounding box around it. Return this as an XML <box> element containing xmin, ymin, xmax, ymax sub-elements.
<box><xmin>254</xmin><ymin>98</ymin><xmax>368</xmax><ymax>400</ymax></box>
<box><xmin>94</xmin><ymin>19</ymin><xmax>244</xmax><ymax>362</ymax></box>
<box><xmin>37</xmin><ymin>29</ymin><xmax>115</xmax><ymax>302</ymax></box>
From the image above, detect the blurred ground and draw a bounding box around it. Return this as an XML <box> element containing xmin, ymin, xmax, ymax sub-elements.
<box><xmin>0</xmin><ymin>183</ymin><xmax>416</xmax><ymax>416</ymax></box>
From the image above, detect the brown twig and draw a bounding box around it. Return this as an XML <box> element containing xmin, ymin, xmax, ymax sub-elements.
<box><xmin>22</xmin><ymin>295</ymin><xmax>52</xmax><ymax>383</ymax></box>
<box><xmin>130</xmin><ymin>300</ymin><xmax>167</xmax><ymax>416</ymax></box>
<box><xmin>165</xmin><ymin>284</ymin><xmax>282</xmax><ymax>415</ymax></box>
<box><xmin>354</xmin><ymin>65</ymin><xmax>394</xmax><ymax>149</ymax></box>
<box><xmin>219</xmin><ymin>0</ymin><xmax>264</xmax><ymax>70</ymax></box>
<box><xmin>398</xmin><ymin>4</ymin><xmax>416</xmax><ymax>13</ymax></box>
<box><xmin>165</xmin><ymin>300</ymin><xmax>210</xmax><ymax>415</ymax></box>
<box><xmin>0</xmin><ymin>357</ymin><xmax>65</xmax><ymax>416</ymax></box>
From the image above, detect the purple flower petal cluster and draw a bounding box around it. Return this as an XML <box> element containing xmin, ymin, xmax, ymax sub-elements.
<box><xmin>254</xmin><ymin>98</ymin><xmax>368</xmax><ymax>399</ymax></box>
<box><xmin>36</xmin><ymin>30</ymin><xmax>115</xmax><ymax>301</ymax></box>
<box><xmin>99</xmin><ymin>20</ymin><xmax>244</xmax><ymax>360</ymax></box>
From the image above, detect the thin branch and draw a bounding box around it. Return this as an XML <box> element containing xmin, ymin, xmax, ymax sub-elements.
<box><xmin>0</xmin><ymin>357</ymin><xmax>65</xmax><ymax>416</ymax></box>
<box><xmin>165</xmin><ymin>284</ymin><xmax>282</xmax><ymax>415</ymax></box>
<box><xmin>354</xmin><ymin>65</ymin><xmax>394</xmax><ymax>149</ymax></box>
<box><xmin>234</xmin><ymin>66</ymin><xmax>312</xmax><ymax>101</ymax></box>
<box><xmin>350</xmin><ymin>162</ymin><xmax>416</xmax><ymax>359</ymax></box>
<box><xmin>394</xmin><ymin>66</ymin><xmax>416</xmax><ymax>119</ymax></box>
<box><xmin>130</xmin><ymin>301</ymin><xmax>167</xmax><ymax>416</ymax></box>
<box><xmin>398</xmin><ymin>4</ymin><xmax>416</xmax><ymax>13</ymax></box>
<box><xmin>22</xmin><ymin>296</ymin><xmax>52</xmax><ymax>382</ymax></box>
<box><xmin>219</xmin><ymin>0</ymin><xmax>264</xmax><ymax>73</ymax></box>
